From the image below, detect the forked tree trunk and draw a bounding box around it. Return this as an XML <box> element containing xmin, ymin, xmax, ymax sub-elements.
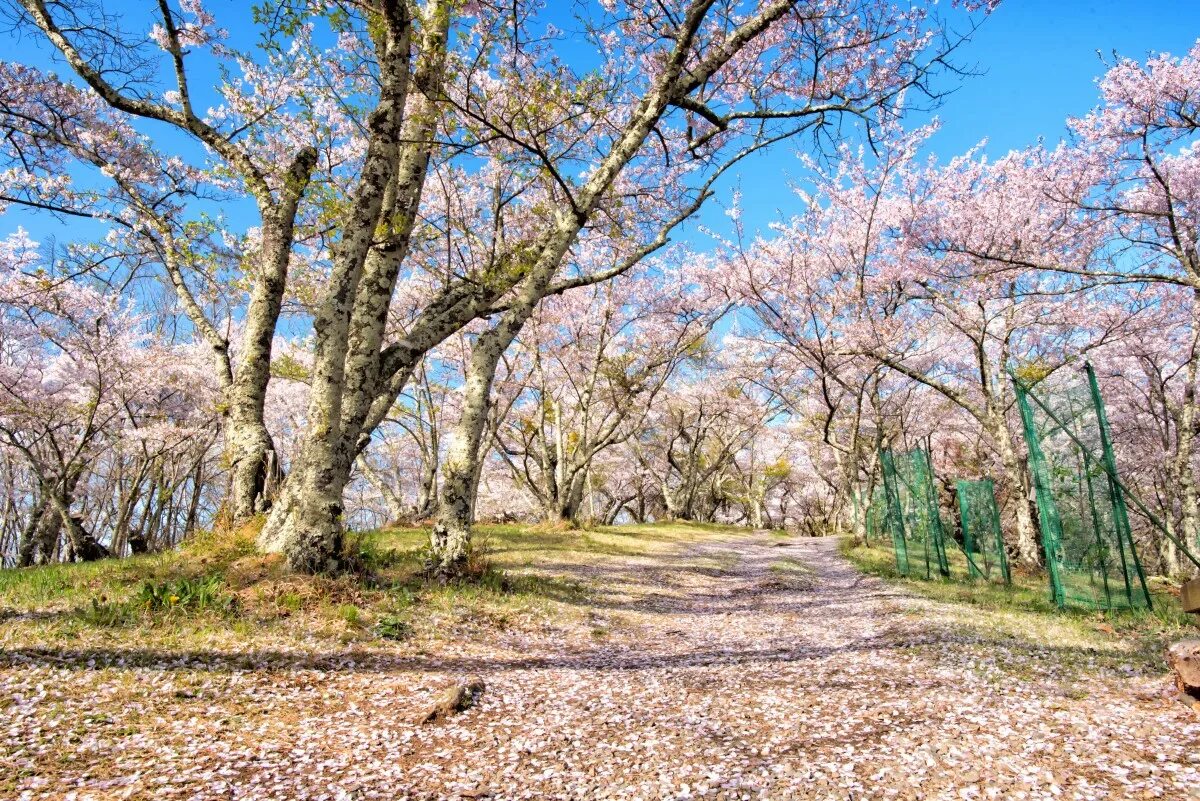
<box><xmin>258</xmin><ymin>3</ymin><xmax>451</xmax><ymax>572</ymax></box>
<box><xmin>541</xmin><ymin>470</ymin><xmax>587</xmax><ymax>525</ymax></box>
<box><xmin>45</xmin><ymin>490</ymin><xmax>107</xmax><ymax>562</ymax></box>
<box><xmin>265</xmin><ymin>0</ymin><xmax>751</xmax><ymax>573</ymax></box>
<box><xmin>257</xmin><ymin>449</ymin><xmax>352</xmax><ymax>572</ymax></box>
<box><xmin>18</xmin><ymin>470</ymin><xmax>94</xmax><ymax>565</ymax></box>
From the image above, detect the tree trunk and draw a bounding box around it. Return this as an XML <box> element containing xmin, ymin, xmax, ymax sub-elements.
<box><xmin>564</xmin><ymin>472</ymin><xmax>587</xmax><ymax>523</ymax></box>
<box><xmin>226</xmin><ymin>406</ymin><xmax>279</xmax><ymax>521</ymax></box>
<box><xmin>414</xmin><ymin>455</ymin><xmax>438</xmax><ymax>519</ymax></box>
<box><xmin>258</xmin><ymin>448</ymin><xmax>351</xmax><ymax>572</ymax></box>
<box><xmin>19</xmin><ymin>470</ymin><xmax>95</xmax><ymax>565</ymax></box>
<box><xmin>1176</xmin><ymin>289</ymin><xmax>1200</xmax><ymax>559</ymax></box>
<box><xmin>992</xmin><ymin>419</ymin><xmax>1040</xmax><ymax>565</ymax></box>
<box><xmin>44</xmin><ymin>485</ymin><xmax>108</xmax><ymax>562</ymax></box>
<box><xmin>431</xmin><ymin>320</ymin><xmax>518</xmax><ymax>575</ymax></box>
<box><xmin>17</xmin><ymin>497</ymin><xmax>52</xmax><ymax>567</ymax></box>
<box><xmin>216</xmin><ymin>157</ymin><xmax>316</xmax><ymax>524</ymax></box>
<box><xmin>264</xmin><ymin>0</ymin><xmax>702</xmax><ymax>571</ymax></box>
<box><xmin>127</xmin><ymin>529</ymin><xmax>150</xmax><ymax>555</ymax></box>
<box><xmin>431</xmin><ymin>219</ymin><xmax>582</xmax><ymax>572</ymax></box>
<box><xmin>541</xmin><ymin>470</ymin><xmax>587</xmax><ymax>525</ymax></box>
<box><xmin>749</xmin><ymin>474</ymin><xmax>765</xmax><ymax>530</ymax></box>
<box><xmin>358</xmin><ymin>457</ymin><xmax>409</xmax><ymax>524</ymax></box>
<box><xmin>258</xmin><ymin>5</ymin><xmax>450</xmax><ymax>571</ymax></box>
<box><xmin>661</xmin><ymin>478</ymin><xmax>684</xmax><ymax>520</ymax></box>
<box><xmin>183</xmin><ymin>454</ymin><xmax>206</xmax><ymax>539</ymax></box>
<box><xmin>430</xmin><ymin>456</ymin><xmax>476</xmax><ymax>576</ymax></box>
<box><xmin>1161</xmin><ymin>516</ymin><xmax>1182</xmax><ymax>577</ymax></box>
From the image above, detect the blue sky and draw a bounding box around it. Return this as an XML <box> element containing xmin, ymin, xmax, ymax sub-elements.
<box><xmin>723</xmin><ymin>0</ymin><xmax>1200</xmax><ymax>236</ymax></box>
<box><xmin>929</xmin><ymin>0</ymin><xmax>1199</xmax><ymax>157</ymax></box>
<box><xmin>5</xmin><ymin>1</ymin><xmax>1200</xmax><ymax>254</ymax></box>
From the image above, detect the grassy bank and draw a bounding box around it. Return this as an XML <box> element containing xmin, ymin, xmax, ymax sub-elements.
<box><xmin>840</xmin><ymin>535</ymin><xmax>1199</xmax><ymax>675</ymax></box>
<box><xmin>0</xmin><ymin>521</ymin><xmax>740</xmax><ymax>655</ymax></box>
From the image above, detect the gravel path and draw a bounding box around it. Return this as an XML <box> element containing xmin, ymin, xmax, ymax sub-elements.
<box><xmin>4</xmin><ymin>533</ymin><xmax>1199</xmax><ymax>800</ymax></box>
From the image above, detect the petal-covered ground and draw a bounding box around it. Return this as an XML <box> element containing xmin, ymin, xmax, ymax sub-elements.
<box><xmin>3</xmin><ymin>533</ymin><xmax>1198</xmax><ymax>800</ymax></box>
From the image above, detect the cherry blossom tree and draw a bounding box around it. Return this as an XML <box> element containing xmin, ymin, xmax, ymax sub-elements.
<box><xmin>1062</xmin><ymin>43</ymin><xmax>1200</xmax><ymax>558</ymax></box>
<box><xmin>0</xmin><ymin>230</ymin><xmax>215</xmax><ymax>562</ymax></box>
<box><xmin>424</xmin><ymin>0</ymin><xmax>994</xmax><ymax>574</ymax></box>
<box><xmin>726</xmin><ymin>115</ymin><xmax>1153</xmax><ymax>564</ymax></box>
<box><xmin>490</xmin><ymin>259</ymin><xmax>725</xmax><ymax>525</ymax></box>
<box><xmin>0</xmin><ymin>0</ymin><xmax>338</xmax><ymax>522</ymax></box>
<box><xmin>727</xmin><ymin>131</ymin><xmax>912</xmax><ymax>541</ymax></box>
<box><xmin>1</xmin><ymin>0</ymin><xmax>994</xmax><ymax>575</ymax></box>
<box><xmin>878</xmin><ymin>145</ymin><xmax>1147</xmax><ymax>564</ymax></box>
<box><xmin>1091</xmin><ymin>296</ymin><xmax>1200</xmax><ymax>576</ymax></box>
<box><xmin>894</xmin><ymin>41</ymin><xmax>1200</xmax><ymax>565</ymax></box>
<box><xmin>624</xmin><ymin>370</ymin><xmax>775</xmax><ymax>523</ymax></box>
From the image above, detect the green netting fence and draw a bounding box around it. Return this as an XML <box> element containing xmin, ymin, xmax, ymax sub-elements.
<box><xmin>955</xmin><ymin>478</ymin><xmax>1011</xmax><ymax>584</ymax></box>
<box><xmin>1013</xmin><ymin>364</ymin><xmax>1152</xmax><ymax>611</ymax></box>
<box><xmin>880</xmin><ymin>446</ymin><xmax>950</xmax><ymax>579</ymax></box>
<box><xmin>856</xmin><ymin>361</ymin><xmax>1200</xmax><ymax>610</ymax></box>
<box><xmin>864</xmin><ymin>482</ymin><xmax>892</xmax><ymax>544</ymax></box>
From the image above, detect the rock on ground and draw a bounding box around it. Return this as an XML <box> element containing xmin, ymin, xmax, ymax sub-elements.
<box><xmin>415</xmin><ymin>677</ymin><xmax>486</xmax><ymax>724</ymax></box>
<box><xmin>1168</xmin><ymin>639</ymin><xmax>1200</xmax><ymax>699</ymax></box>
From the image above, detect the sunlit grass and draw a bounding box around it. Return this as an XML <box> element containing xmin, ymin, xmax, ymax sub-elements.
<box><xmin>841</xmin><ymin>535</ymin><xmax>1199</xmax><ymax>675</ymax></box>
<box><xmin>0</xmin><ymin>520</ymin><xmax>736</xmax><ymax>652</ymax></box>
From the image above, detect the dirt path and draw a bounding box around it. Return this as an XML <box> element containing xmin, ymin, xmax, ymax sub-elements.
<box><xmin>4</xmin><ymin>533</ymin><xmax>1199</xmax><ymax>799</ymax></box>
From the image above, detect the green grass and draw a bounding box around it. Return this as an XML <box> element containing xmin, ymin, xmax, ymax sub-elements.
<box><xmin>841</xmin><ymin>535</ymin><xmax>1197</xmax><ymax>624</ymax></box>
<box><xmin>0</xmin><ymin>523</ymin><xmax>261</xmax><ymax>611</ymax></box>
<box><xmin>367</xmin><ymin>520</ymin><xmax>738</xmax><ymax>563</ymax></box>
<box><xmin>841</xmin><ymin>535</ymin><xmax>1199</xmax><ymax>675</ymax></box>
<box><xmin>0</xmin><ymin>552</ymin><xmax>189</xmax><ymax>609</ymax></box>
<box><xmin>841</xmin><ymin>536</ymin><xmax>1058</xmax><ymax>612</ymax></box>
<box><xmin>0</xmin><ymin>520</ymin><xmax>740</xmax><ymax>653</ymax></box>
